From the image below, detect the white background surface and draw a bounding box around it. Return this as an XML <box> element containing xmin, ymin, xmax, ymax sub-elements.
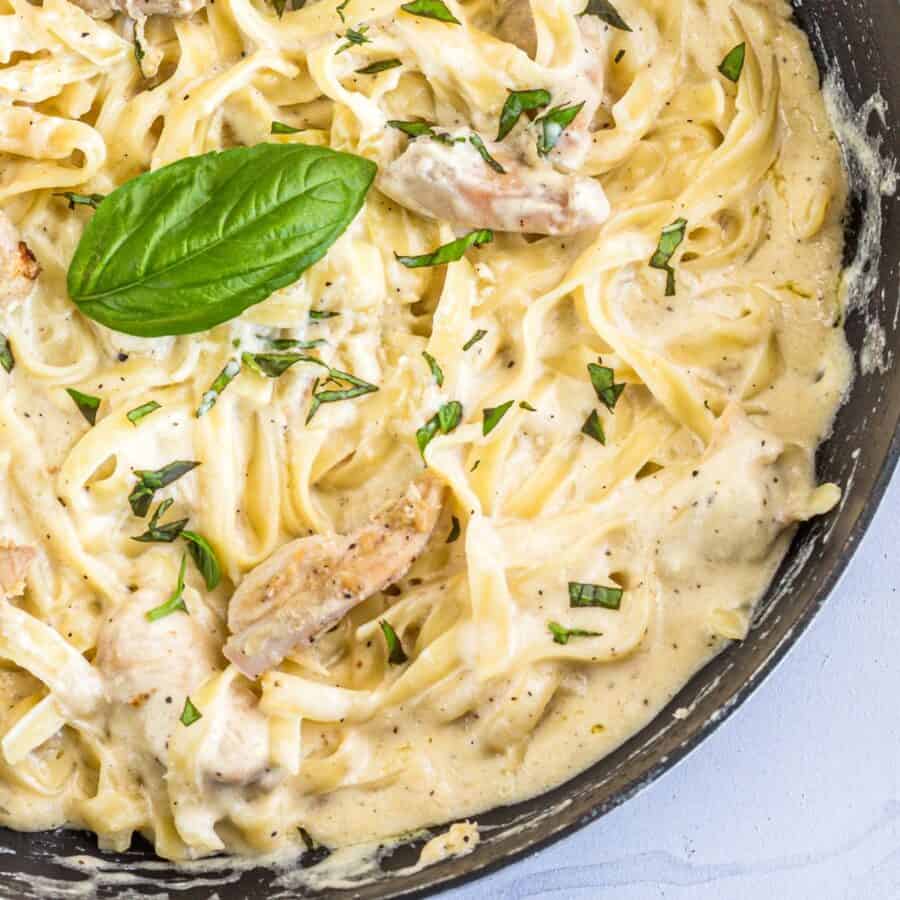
<box><xmin>444</xmin><ymin>467</ymin><xmax>900</xmax><ymax>900</ymax></box>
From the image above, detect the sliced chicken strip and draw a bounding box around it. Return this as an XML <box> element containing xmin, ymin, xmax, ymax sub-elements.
<box><xmin>0</xmin><ymin>212</ymin><xmax>40</xmax><ymax>307</ymax></box>
<box><xmin>71</xmin><ymin>0</ymin><xmax>205</xmax><ymax>18</ymax></box>
<box><xmin>97</xmin><ymin>591</ymin><xmax>270</xmax><ymax>785</ymax></box>
<box><xmin>0</xmin><ymin>543</ymin><xmax>35</xmax><ymax>600</ymax></box>
<box><xmin>225</xmin><ymin>477</ymin><xmax>445</xmax><ymax>678</ymax></box>
<box><xmin>378</xmin><ymin>136</ymin><xmax>609</xmax><ymax>235</ymax></box>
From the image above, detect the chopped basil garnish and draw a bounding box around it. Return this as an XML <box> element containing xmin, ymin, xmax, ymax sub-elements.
<box><xmin>422</xmin><ymin>350</ymin><xmax>444</xmax><ymax>386</ymax></box>
<box><xmin>482</xmin><ymin>400</ymin><xmax>513</xmax><ymax>436</ymax></box>
<box><xmin>265</xmin><ymin>336</ymin><xmax>327</xmax><ymax>350</ymax></box>
<box><xmin>309</xmin><ymin>309</ymin><xmax>340</xmax><ymax>320</ymax></box>
<box><xmin>497</xmin><ymin>88</ymin><xmax>551</xmax><ymax>141</ymax></box>
<box><xmin>146</xmin><ymin>554</ymin><xmax>188</xmax><ymax>622</ymax></box>
<box><xmin>356</xmin><ymin>58</ymin><xmax>403</xmax><ymax>74</ymax></box>
<box><xmin>299</xmin><ymin>827</ymin><xmax>332</xmax><ymax>868</ymax></box>
<box><xmin>129</xmin><ymin>460</ymin><xmax>200</xmax><ymax>518</ymax></box>
<box><xmin>271</xmin><ymin>121</ymin><xmax>301</xmax><ymax>134</ymax></box>
<box><xmin>446</xmin><ymin>515</ymin><xmax>461</xmax><ymax>543</ymax></box>
<box><xmin>569</xmin><ymin>581</ymin><xmax>622</xmax><ymax>609</ymax></box>
<box><xmin>306</xmin><ymin>368</ymin><xmax>378</xmax><ymax>422</ymax></box>
<box><xmin>417</xmin><ymin>400</ymin><xmax>463</xmax><ymax>457</ymax></box>
<box><xmin>614</xmin><ymin>48</ymin><xmax>626</xmax><ymax>63</ymax></box>
<box><xmin>388</xmin><ymin>120</ymin><xmax>437</xmax><ymax>139</ymax></box>
<box><xmin>380</xmin><ymin>620</ymin><xmax>408</xmax><ymax>664</ymax></box>
<box><xmin>127</xmin><ymin>400</ymin><xmax>161</xmax><ymax>425</ymax></box>
<box><xmin>272</xmin><ymin>0</ymin><xmax>287</xmax><ymax>17</ymax></box>
<box><xmin>0</xmin><ymin>333</ymin><xmax>13</xmax><ymax>374</ymax></box>
<box><xmin>396</xmin><ymin>229</ymin><xmax>493</xmax><ymax>268</ymax></box>
<box><xmin>400</xmin><ymin>0</ymin><xmax>460</xmax><ymax>23</ymax></box>
<box><xmin>56</xmin><ymin>192</ymin><xmax>105</xmax><ymax>211</ymax></box>
<box><xmin>179</xmin><ymin>695</ymin><xmax>202</xmax><ymax>726</ymax></box>
<box><xmin>336</xmin><ymin>0</ymin><xmax>349</xmax><ymax>21</ymax></box>
<box><xmin>469</xmin><ymin>134</ymin><xmax>505</xmax><ymax>174</ymax></box>
<box><xmin>581</xmin><ymin>409</ymin><xmax>605</xmax><ymax>444</ymax></box>
<box><xmin>535</xmin><ymin>101</ymin><xmax>584</xmax><ymax>155</ymax></box>
<box><xmin>587</xmin><ymin>363</ymin><xmax>625</xmax><ymax>411</ymax></box>
<box><xmin>196</xmin><ymin>359</ymin><xmax>240</xmax><ymax>417</ymax></box>
<box><xmin>462</xmin><ymin>329</ymin><xmax>487</xmax><ymax>351</ymax></box>
<box><xmin>548</xmin><ymin>621</ymin><xmax>601</xmax><ymax>644</ymax></box>
<box><xmin>132</xmin><ymin>498</ymin><xmax>188</xmax><ymax>544</ymax></box>
<box><xmin>66</xmin><ymin>388</ymin><xmax>101</xmax><ymax>426</ymax></box>
<box><xmin>134</xmin><ymin>35</ymin><xmax>145</xmax><ymax>67</ymax></box>
<box><xmin>337</xmin><ymin>25</ymin><xmax>371</xmax><ymax>53</ymax></box>
<box><xmin>718</xmin><ymin>42</ymin><xmax>746</xmax><ymax>83</ymax></box>
<box><xmin>579</xmin><ymin>0</ymin><xmax>631</xmax><ymax>31</ymax></box>
<box><xmin>649</xmin><ymin>217</ymin><xmax>687</xmax><ymax>296</ymax></box>
<box><xmin>242</xmin><ymin>351</ymin><xmax>325</xmax><ymax>378</ymax></box>
<box><xmin>182</xmin><ymin>530</ymin><xmax>222</xmax><ymax>590</ymax></box>
<box><xmin>519</xmin><ymin>401</ymin><xmax>536</xmax><ymax>412</ymax></box>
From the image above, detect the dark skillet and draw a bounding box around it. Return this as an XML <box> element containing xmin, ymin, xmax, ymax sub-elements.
<box><xmin>1</xmin><ymin>1</ymin><xmax>898</xmax><ymax>895</ymax></box>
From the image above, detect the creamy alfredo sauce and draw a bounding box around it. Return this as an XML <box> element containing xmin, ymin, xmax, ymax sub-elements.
<box><xmin>0</xmin><ymin>0</ymin><xmax>851</xmax><ymax>868</ymax></box>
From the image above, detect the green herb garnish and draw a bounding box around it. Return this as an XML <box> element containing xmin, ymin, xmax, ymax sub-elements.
<box><xmin>388</xmin><ymin>120</ymin><xmax>438</xmax><ymax>138</ymax></box>
<box><xmin>242</xmin><ymin>351</ymin><xmax>325</xmax><ymax>378</ymax></box>
<box><xmin>587</xmin><ymin>363</ymin><xmax>625</xmax><ymax>411</ymax></box>
<box><xmin>482</xmin><ymin>400</ymin><xmax>513</xmax><ymax>436</ymax></box>
<box><xmin>127</xmin><ymin>400</ymin><xmax>161</xmax><ymax>425</ymax></box>
<box><xmin>468</xmin><ymin>134</ymin><xmax>505</xmax><ymax>173</ymax></box>
<box><xmin>548</xmin><ymin>621</ymin><xmax>601</xmax><ymax>644</ymax></box>
<box><xmin>400</xmin><ymin>0</ymin><xmax>460</xmax><ymax>23</ymax></box>
<box><xmin>129</xmin><ymin>460</ymin><xmax>200</xmax><ymax>518</ymax></box>
<box><xmin>422</xmin><ymin>350</ymin><xmax>444</xmax><ymax>386</ymax></box>
<box><xmin>356</xmin><ymin>58</ymin><xmax>403</xmax><ymax>74</ymax></box>
<box><xmin>306</xmin><ymin>368</ymin><xmax>378</xmax><ymax>422</ymax></box>
<box><xmin>196</xmin><ymin>359</ymin><xmax>240</xmax><ymax>417</ymax></box>
<box><xmin>56</xmin><ymin>192</ymin><xmax>105</xmax><ymax>211</ymax></box>
<box><xmin>336</xmin><ymin>0</ymin><xmax>349</xmax><ymax>20</ymax></box>
<box><xmin>309</xmin><ymin>309</ymin><xmax>340</xmax><ymax>321</ymax></box>
<box><xmin>182</xmin><ymin>530</ymin><xmax>222</xmax><ymax>590</ymax></box>
<box><xmin>264</xmin><ymin>336</ymin><xmax>327</xmax><ymax>350</ymax></box>
<box><xmin>579</xmin><ymin>0</ymin><xmax>631</xmax><ymax>30</ymax></box>
<box><xmin>337</xmin><ymin>25</ymin><xmax>371</xmax><ymax>53</ymax></box>
<box><xmin>132</xmin><ymin>498</ymin><xmax>188</xmax><ymax>544</ymax></box>
<box><xmin>379</xmin><ymin>620</ymin><xmax>408</xmax><ymax>664</ymax></box>
<box><xmin>396</xmin><ymin>229</ymin><xmax>493</xmax><ymax>268</ymax></box>
<box><xmin>0</xmin><ymin>334</ymin><xmax>13</xmax><ymax>374</ymax></box>
<box><xmin>568</xmin><ymin>581</ymin><xmax>622</xmax><ymax>609</ymax></box>
<box><xmin>146</xmin><ymin>554</ymin><xmax>188</xmax><ymax>622</ymax></box>
<box><xmin>179</xmin><ymin>695</ymin><xmax>202</xmax><ymax>726</ymax></box>
<box><xmin>718</xmin><ymin>43</ymin><xmax>746</xmax><ymax>83</ymax></box>
<box><xmin>535</xmin><ymin>101</ymin><xmax>584</xmax><ymax>155</ymax></box>
<box><xmin>66</xmin><ymin>388</ymin><xmax>101</xmax><ymax>426</ymax></box>
<box><xmin>497</xmin><ymin>88</ymin><xmax>551</xmax><ymax>141</ymax></box>
<box><xmin>271</xmin><ymin>121</ymin><xmax>301</xmax><ymax>134</ymax></box>
<box><xmin>581</xmin><ymin>409</ymin><xmax>605</xmax><ymax>444</ymax></box>
<box><xmin>519</xmin><ymin>401</ymin><xmax>536</xmax><ymax>411</ymax></box>
<box><xmin>417</xmin><ymin>400</ymin><xmax>463</xmax><ymax>457</ymax></box>
<box><xmin>649</xmin><ymin>217</ymin><xmax>687</xmax><ymax>296</ymax></box>
<box><xmin>446</xmin><ymin>515</ymin><xmax>461</xmax><ymax>543</ymax></box>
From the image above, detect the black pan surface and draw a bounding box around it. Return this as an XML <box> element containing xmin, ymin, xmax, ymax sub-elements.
<box><xmin>1</xmin><ymin>1</ymin><xmax>898</xmax><ymax>896</ymax></box>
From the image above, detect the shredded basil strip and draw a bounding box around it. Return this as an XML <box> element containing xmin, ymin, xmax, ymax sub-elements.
<box><xmin>271</xmin><ymin>120</ymin><xmax>301</xmax><ymax>134</ymax></box>
<box><xmin>581</xmin><ymin>409</ymin><xmax>605</xmax><ymax>444</ymax></box>
<box><xmin>134</xmin><ymin>34</ymin><xmax>145</xmax><ymax>65</ymax></box>
<box><xmin>569</xmin><ymin>581</ymin><xmax>623</xmax><ymax>610</ymax></box>
<box><xmin>0</xmin><ymin>333</ymin><xmax>13</xmax><ymax>374</ymax></box>
<box><xmin>417</xmin><ymin>400</ymin><xmax>463</xmax><ymax>458</ymax></box>
<box><xmin>306</xmin><ymin>368</ymin><xmax>378</xmax><ymax>423</ymax></box>
<box><xmin>519</xmin><ymin>401</ymin><xmax>536</xmax><ymax>412</ymax></box>
<box><xmin>535</xmin><ymin>101</ymin><xmax>584</xmax><ymax>155</ymax></box>
<box><xmin>56</xmin><ymin>192</ymin><xmax>105</xmax><ymax>211</ymax></box>
<box><xmin>309</xmin><ymin>309</ymin><xmax>340</xmax><ymax>320</ymax></box>
<box><xmin>337</xmin><ymin>25</ymin><xmax>370</xmax><ymax>53</ymax></box>
<box><xmin>649</xmin><ymin>217</ymin><xmax>688</xmax><ymax>296</ymax></box>
<box><xmin>146</xmin><ymin>555</ymin><xmax>188</xmax><ymax>622</ymax></box>
<box><xmin>468</xmin><ymin>134</ymin><xmax>505</xmax><ymax>173</ymax></box>
<box><xmin>387</xmin><ymin>119</ymin><xmax>437</xmax><ymax>138</ymax></box>
<box><xmin>548</xmin><ymin>621</ymin><xmax>601</xmax><ymax>645</ymax></box>
<box><xmin>242</xmin><ymin>351</ymin><xmax>325</xmax><ymax>378</ymax></box>
<box><xmin>422</xmin><ymin>350</ymin><xmax>444</xmax><ymax>386</ymax></box>
<box><xmin>265</xmin><ymin>336</ymin><xmax>327</xmax><ymax>350</ymax></box>
<box><xmin>463</xmin><ymin>329</ymin><xmax>487</xmax><ymax>351</ymax></box>
<box><xmin>446</xmin><ymin>515</ymin><xmax>461</xmax><ymax>543</ymax></box>
<box><xmin>196</xmin><ymin>359</ymin><xmax>241</xmax><ymax>417</ymax></box>
<box><xmin>356</xmin><ymin>58</ymin><xmax>403</xmax><ymax>74</ymax></box>
<box><xmin>182</xmin><ymin>530</ymin><xmax>222</xmax><ymax>590</ymax></box>
<box><xmin>718</xmin><ymin>42</ymin><xmax>746</xmax><ymax>83</ymax></box>
<box><xmin>66</xmin><ymin>388</ymin><xmax>101</xmax><ymax>426</ymax></box>
<box><xmin>497</xmin><ymin>88</ymin><xmax>551</xmax><ymax>141</ymax></box>
<box><xmin>396</xmin><ymin>229</ymin><xmax>493</xmax><ymax>268</ymax></box>
<box><xmin>482</xmin><ymin>400</ymin><xmax>513</xmax><ymax>436</ymax></box>
<box><xmin>380</xmin><ymin>620</ymin><xmax>409</xmax><ymax>664</ymax></box>
<box><xmin>400</xmin><ymin>0</ymin><xmax>460</xmax><ymax>23</ymax></box>
<box><xmin>578</xmin><ymin>0</ymin><xmax>631</xmax><ymax>30</ymax></box>
<box><xmin>129</xmin><ymin>460</ymin><xmax>200</xmax><ymax>518</ymax></box>
<box><xmin>179</xmin><ymin>695</ymin><xmax>202</xmax><ymax>726</ymax></box>
<box><xmin>132</xmin><ymin>498</ymin><xmax>188</xmax><ymax>544</ymax></box>
<box><xmin>587</xmin><ymin>363</ymin><xmax>625</xmax><ymax>411</ymax></box>
<box><xmin>336</xmin><ymin>0</ymin><xmax>349</xmax><ymax>20</ymax></box>
<box><xmin>127</xmin><ymin>400</ymin><xmax>161</xmax><ymax>425</ymax></box>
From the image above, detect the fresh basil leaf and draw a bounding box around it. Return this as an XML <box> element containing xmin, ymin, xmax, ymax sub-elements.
<box><xmin>379</xmin><ymin>620</ymin><xmax>408</xmax><ymax>664</ymax></box>
<box><xmin>519</xmin><ymin>401</ymin><xmax>536</xmax><ymax>411</ymax></box>
<box><xmin>337</xmin><ymin>24</ymin><xmax>371</xmax><ymax>53</ymax></box>
<box><xmin>271</xmin><ymin>120</ymin><xmax>301</xmax><ymax>134</ymax></box>
<box><xmin>416</xmin><ymin>400</ymin><xmax>463</xmax><ymax>457</ymax></box>
<box><xmin>306</xmin><ymin>368</ymin><xmax>378</xmax><ymax>423</ymax></box>
<box><xmin>127</xmin><ymin>400</ymin><xmax>161</xmax><ymax>425</ymax></box>
<box><xmin>614</xmin><ymin>48</ymin><xmax>626</xmax><ymax>63</ymax></box>
<box><xmin>396</xmin><ymin>229</ymin><xmax>493</xmax><ymax>268</ymax></box>
<box><xmin>422</xmin><ymin>350</ymin><xmax>444</xmax><ymax>386</ymax></box>
<box><xmin>416</xmin><ymin>416</ymin><xmax>439</xmax><ymax>457</ymax></box>
<box><xmin>718</xmin><ymin>42</ymin><xmax>746</xmax><ymax>83</ymax></box>
<box><xmin>56</xmin><ymin>192</ymin><xmax>105</xmax><ymax>211</ymax></box>
<box><xmin>482</xmin><ymin>400</ymin><xmax>513</xmax><ymax>436</ymax></box>
<box><xmin>68</xmin><ymin>144</ymin><xmax>376</xmax><ymax>337</ymax></box>
<box><xmin>242</xmin><ymin>351</ymin><xmax>325</xmax><ymax>378</ymax></box>
<box><xmin>336</xmin><ymin>0</ymin><xmax>349</xmax><ymax>20</ymax></box>
<box><xmin>387</xmin><ymin>120</ymin><xmax>438</xmax><ymax>139</ymax></box>
<box><xmin>179</xmin><ymin>695</ymin><xmax>202</xmax><ymax>726</ymax></box>
<box><xmin>462</xmin><ymin>329</ymin><xmax>487</xmax><ymax>351</ymax></box>
<box><xmin>581</xmin><ymin>409</ymin><xmax>605</xmax><ymax>443</ymax></box>
<box><xmin>446</xmin><ymin>515</ymin><xmax>461</xmax><ymax>543</ymax></box>
<box><xmin>649</xmin><ymin>217</ymin><xmax>687</xmax><ymax>296</ymax></box>
<box><xmin>265</xmin><ymin>336</ymin><xmax>327</xmax><ymax>350</ymax></box>
<box><xmin>468</xmin><ymin>134</ymin><xmax>505</xmax><ymax>174</ymax></box>
<box><xmin>196</xmin><ymin>359</ymin><xmax>241</xmax><ymax>418</ymax></box>
<box><xmin>129</xmin><ymin>460</ymin><xmax>200</xmax><ymax>518</ymax></box>
<box><xmin>587</xmin><ymin>363</ymin><xmax>625</xmax><ymax>411</ymax></box>
<box><xmin>497</xmin><ymin>88</ymin><xmax>551</xmax><ymax>141</ymax></box>
<box><xmin>535</xmin><ymin>101</ymin><xmax>584</xmax><ymax>155</ymax></box>
<box><xmin>309</xmin><ymin>309</ymin><xmax>340</xmax><ymax>320</ymax></box>
<box><xmin>182</xmin><ymin>530</ymin><xmax>222</xmax><ymax>590</ymax></box>
<box><xmin>356</xmin><ymin>58</ymin><xmax>403</xmax><ymax>74</ymax></box>
<box><xmin>568</xmin><ymin>581</ymin><xmax>622</xmax><ymax>609</ymax></box>
<box><xmin>132</xmin><ymin>498</ymin><xmax>188</xmax><ymax>543</ymax></box>
<box><xmin>579</xmin><ymin>0</ymin><xmax>631</xmax><ymax>31</ymax></box>
<box><xmin>66</xmin><ymin>388</ymin><xmax>101</xmax><ymax>426</ymax></box>
<box><xmin>146</xmin><ymin>554</ymin><xmax>188</xmax><ymax>621</ymax></box>
<box><xmin>0</xmin><ymin>333</ymin><xmax>13</xmax><ymax>374</ymax></box>
<box><xmin>400</xmin><ymin>0</ymin><xmax>460</xmax><ymax>23</ymax></box>
<box><xmin>548</xmin><ymin>621</ymin><xmax>601</xmax><ymax>645</ymax></box>
<box><xmin>134</xmin><ymin>34</ymin><xmax>145</xmax><ymax>64</ymax></box>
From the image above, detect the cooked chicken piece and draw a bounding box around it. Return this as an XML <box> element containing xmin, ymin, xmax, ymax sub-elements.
<box><xmin>97</xmin><ymin>590</ymin><xmax>270</xmax><ymax>785</ymax></box>
<box><xmin>0</xmin><ymin>543</ymin><xmax>35</xmax><ymax>600</ymax></box>
<box><xmin>0</xmin><ymin>212</ymin><xmax>39</xmax><ymax>307</ymax></box>
<box><xmin>71</xmin><ymin>0</ymin><xmax>205</xmax><ymax>18</ymax></box>
<box><xmin>225</xmin><ymin>477</ymin><xmax>445</xmax><ymax>678</ymax></box>
<box><xmin>378</xmin><ymin>136</ymin><xmax>609</xmax><ymax>235</ymax></box>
